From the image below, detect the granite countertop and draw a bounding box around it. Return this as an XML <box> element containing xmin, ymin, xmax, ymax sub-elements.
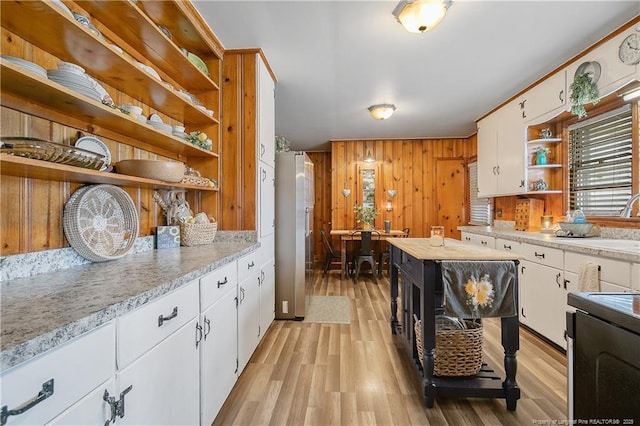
<box><xmin>1</xmin><ymin>241</ymin><xmax>258</xmax><ymax>371</ymax></box>
<box><xmin>458</xmin><ymin>226</ymin><xmax>640</xmax><ymax>263</ymax></box>
<box><xmin>387</xmin><ymin>237</ymin><xmax>523</xmax><ymax>261</ymax></box>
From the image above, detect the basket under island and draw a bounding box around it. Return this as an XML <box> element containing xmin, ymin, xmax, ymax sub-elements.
<box><xmin>386</xmin><ymin>237</ymin><xmax>524</xmax><ymax>410</ymax></box>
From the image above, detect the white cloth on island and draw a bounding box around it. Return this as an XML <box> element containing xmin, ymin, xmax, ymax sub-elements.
<box><xmin>578</xmin><ymin>262</ymin><xmax>600</xmax><ymax>292</ymax></box>
<box><xmin>440</xmin><ymin>260</ymin><xmax>517</xmax><ymax>319</ymax></box>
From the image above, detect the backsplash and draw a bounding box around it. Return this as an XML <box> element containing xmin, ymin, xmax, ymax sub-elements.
<box><xmin>0</xmin><ymin>231</ymin><xmax>257</xmax><ymax>282</ymax></box>
<box><xmin>492</xmin><ymin>220</ymin><xmax>640</xmax><ymax>240</ymax></box>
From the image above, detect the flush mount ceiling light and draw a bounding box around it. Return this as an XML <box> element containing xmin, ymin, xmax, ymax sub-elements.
<box><xmin>368</xmin><ymin>104</ymin><xmax>396</xmax><ymax>120</ymax></box>
<box><xmin>392</xmin><ymin>0</ymin><xmax>452</xmax><ymax>34</ymax></box>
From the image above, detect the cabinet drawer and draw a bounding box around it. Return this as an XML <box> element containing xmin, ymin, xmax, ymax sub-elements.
<box><xmin>0</xmin><ymin>322</ymin><xmax>115</xmax><ymax>425</ymax></box>
<box><xmin>520</xmin><ymin>242</ymin><xmax>563</xmax><ymax>269</ymax></box>
<box><xmin>238</xmin><ymin>250</ymin><xmax>260</xmax><ymax>283</ymax></box>
<box><xmin>117</xmin><ymin>280</ymin><xmax>199</xmax><ymax>368</ymax></box>
<box><xmin>200</xmin><ymin>261</ymin><xmax>237</xmax><ymax>311</ymax></box>
<box><xmin>564</xmin><ymin>251</ymin><xmax>630</xmax><ymax>288</ymax></box>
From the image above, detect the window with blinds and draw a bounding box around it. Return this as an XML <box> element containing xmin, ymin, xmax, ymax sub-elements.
<box><xmin>568</xmin><ymin>105</ymin><xmax>633</xmax><ymax>216</ymax></box>
<box><xmin>468</xmin><ymin>162</ymin><xmax>491</xmax><ymax>225</ymax></box>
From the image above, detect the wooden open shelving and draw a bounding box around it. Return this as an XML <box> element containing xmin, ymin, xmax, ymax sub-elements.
<box><xmin>0</xmin><ymin>155</ymin><xmax>217</xmax><ymax>191</ymax></box>
<box><xmin>1</xmin><ymin>61</ymin><xmax>218</xmax><ymax>159</ymax></box>
<box><xmin>0</xmin><ymin>0</ymin><xmax>218</xmax><ymax>126</ymax></box>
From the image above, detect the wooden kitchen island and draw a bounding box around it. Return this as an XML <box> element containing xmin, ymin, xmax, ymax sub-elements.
<box><xmin>387</xmin><ymin>237</ymin><xmax>523</xmax><ymax>410</ymax></box>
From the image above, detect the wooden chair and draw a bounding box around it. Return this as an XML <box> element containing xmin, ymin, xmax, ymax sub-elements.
<box><xmin>353</xmin><ymin>230</ymin><xmax>380</xmax><ymax>283</ymax></box>
<box><xmin>320</xmin><ymin>229</ymin><xmax>349</xmax><ymax>276</ymax></box>
<box><xmin>378</xmin><ymin>227</ymin><xmax>410</xmax><ymax>276</ymax></box>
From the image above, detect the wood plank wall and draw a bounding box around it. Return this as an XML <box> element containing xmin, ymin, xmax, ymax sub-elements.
<box><xmin>330</xmin><ymin>137</ymin><xmax>478</xmax><ymax>242</ymax></box>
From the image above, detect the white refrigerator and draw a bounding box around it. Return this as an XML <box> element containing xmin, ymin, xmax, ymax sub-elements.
<box><xmin>275</xmin><ymin>151</ymin><xmax>314</xmax><ymax>320</ymax></box>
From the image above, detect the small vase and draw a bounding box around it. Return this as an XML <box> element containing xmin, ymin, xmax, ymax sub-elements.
<box><xmin>362</xmin><ymin>222</ymin><xmax>373</xmax><ymax>231</ymax></box>
<box><xmin>536</xmin><ymin>152</ymin><xmax>547</xmax><ymax>165</ymax></box>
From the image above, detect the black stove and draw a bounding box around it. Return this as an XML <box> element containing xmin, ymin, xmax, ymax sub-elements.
<box><xmin>567</xmin><ymin>292</ymin><xmax>640</xmax><ymax>423</ymax></box>
<box><xmin>568</xmin><ymin>292</ymin><xmax>640</xmax><ymax>334</ymax></box>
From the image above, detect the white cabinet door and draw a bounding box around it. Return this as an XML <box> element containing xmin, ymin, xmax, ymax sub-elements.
<box><xmin>259</xmin><ymin>257</ymin><xmax>275</xmax><ymax>340</ymax></box>
<box><xmin>0</xmin><ymin>323</ymin><xmax>115</xmax><ymax>426</ymax></box>
<box><xmin>116</xmin><ymin>318</ymin><xmax>200</xmax><ymax>426</ymax></box>
<box><xmin>521</xmin><ymin>70</ymin><xmax>567</xmax><ymax>124</ymax></box>
<box><xmin>200</xmin><ymin>287</ymin><xmax>238</xmax><ymax>425</ymax></box>
<box><xmin>238</xmin><ymin>269</ymin><xmax>261</xmax><ymax>374</ymax></box>
<box><xmin>519</xmin><ymin>260</ymin><xmax>566</xmax><ymax>348</ymax></box>
<box><xmin>258</xmin><ymin>55</ymin><xmax>275</xmax><ymax>168</ymax></box>
<box><xmin>476</xmin><ymin>113</ymin><xmax>499</xmax><ymax>197</ymax></box>
<box><xmin>259</xmin><ymin>163</ymin><xmax>275</xmax><ymax>239</ymax></box>
<box><xmin>476</xmin><ymin>102</ymin><xmax>526</xmax><ymax>197</ymax></box>
<box><xmin>496</xmin><ymin>101</ymin><xmax>527</xmax><ymax>195</ymax></box>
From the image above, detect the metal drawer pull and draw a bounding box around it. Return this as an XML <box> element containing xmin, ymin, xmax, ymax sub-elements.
<box><xmin>103</xmin><ymin>385</ymin><xmax>132</xmax><ymax>425</ymax></box>
<box><xmin>248</xmin><ymin>261</ymin><xmax>255</xmax><ymax>269</ymax></box>
<box><xmin>1</xmin><ymin>379</ymin><xmax>54</xmax><ymax>426</ymax></box>
<box><xmin>503</xmin><ymin>244</ymin><xmax>512</xmax><ymax>250</ymax></box>
<box><xmin>195</xmin><ymin>322</ymin><xmax>203</xmax><ymax>348</ymax></box>
<box><xmin>217</xmin><ymin>277</ymin><xmax>228</xmax><ymax>288</ymax></box>
<box><xmin>556</xmin><ymin>273</ymin><xmax>562</xmax><ymax>287</ymax></box>
<box><xmin>158</xmin><ymin>306</ymin><xmax>178</xmax><ymax>327</ymax></box>
<box><xmin>204</xmin><ymin>317</ymin><xmax>211</xmax><ymax>340</ymax></box>
<box><xmin>534</xmin><ymin>251</ymin><xmax>545</xmax><ymax>259</ymax></box>
<box><xmin>481</xmin><ymin>240</ymin><xmax>487</xmax><ymax>245</ymax></box>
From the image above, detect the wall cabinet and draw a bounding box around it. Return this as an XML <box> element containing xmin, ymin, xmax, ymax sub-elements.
<box><xmin>518</xmin><ymin>71</ymin><xmax>567</xmax><ymax>125</ymax></box>
<box><xmin>566</xmin><ymin>26</ymin><xmax>639</xmax><ymax>105</ymax></box>
<box><xmin>477</xmin><ymin>101</ymin><xmax>526</xmax><ymax>197</ymax></box>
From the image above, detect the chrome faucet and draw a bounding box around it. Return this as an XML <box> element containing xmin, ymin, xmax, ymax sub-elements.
<box><xmin>620</xmin><ymin>193</ymin><xmax>640</xmax><ymax>218</ymax></box>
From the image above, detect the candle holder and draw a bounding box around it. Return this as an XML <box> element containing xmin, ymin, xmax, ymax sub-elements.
<box><xmin>430</xmin><ymin>225</ymin><xmax>445</xmax><ymax>246</ymax></box>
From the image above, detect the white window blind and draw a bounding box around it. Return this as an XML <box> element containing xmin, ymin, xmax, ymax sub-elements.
<box><xmin>468</xmin><ymin>162</ymin><xmax>490</xmax><ymax>225</ymax></box>
<box><xmin>568</xmin><ymin>105</ymin><xmax>633</xmax><ymax>216</ymax></box>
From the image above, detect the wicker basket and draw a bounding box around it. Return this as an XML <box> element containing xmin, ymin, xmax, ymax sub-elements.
<box><xmin>414</xmin><ymin>314</ymin><xmax>483</xmax><ymax>377</ymax></box>
<box><xmin>180</xmin><ymin>221</ymin><xmax>217</xmax><ymax>246</ymax></box>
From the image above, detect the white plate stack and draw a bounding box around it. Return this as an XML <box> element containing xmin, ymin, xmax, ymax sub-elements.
<box><xmin>47</xmin><ymin>69</ymin><xmax>102</xmax><ymax>102</ymax></box>
<box><xmin>1</xmin><ymin>55</ymin><xmax>47</xmax><ymax>78</ymax></box>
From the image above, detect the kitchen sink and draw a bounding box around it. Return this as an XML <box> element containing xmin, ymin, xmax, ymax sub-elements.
<box><xmin>558</xmin><ymin>238</ymin><xmax>640</xmax><ymax>253</ymax></box>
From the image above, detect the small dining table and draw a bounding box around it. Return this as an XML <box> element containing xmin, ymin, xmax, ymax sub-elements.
<box><xmin>330</xmin><ymin>229</ymin><xmax>406</xmax><ymax>278</ymax></box>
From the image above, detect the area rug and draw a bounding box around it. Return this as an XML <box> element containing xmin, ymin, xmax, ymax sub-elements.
<box><xmin>303</xmin><ymin>296</ymin><xmax>351</xmax><ymax>324</ymax></box>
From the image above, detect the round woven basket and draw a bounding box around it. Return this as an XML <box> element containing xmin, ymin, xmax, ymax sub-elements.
<box><xmin>180</xmin><ymin>221</ymin><xmax>217</xmax><ymax>246</ymax></box>
<box><xmin>414</xmin><ymin>315</ymin><xmax>483</xmax><ymax>377</ymax></box>
<box><xmin>63</xmin><ymin>184</ymin><xmax>139</xmax><ymax>262</ymax></box>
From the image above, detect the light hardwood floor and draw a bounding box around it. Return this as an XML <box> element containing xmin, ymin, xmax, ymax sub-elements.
<box><xmin>213</xmin><ymin>269</ymin><xmax>568</xmax><ymax>425</ymax></box>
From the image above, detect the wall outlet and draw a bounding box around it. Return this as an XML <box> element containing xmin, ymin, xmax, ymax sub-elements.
<box><xmin>282</xmin><ymin>300</ymin><xmax>288</xmax><ymax>314</ymax></box>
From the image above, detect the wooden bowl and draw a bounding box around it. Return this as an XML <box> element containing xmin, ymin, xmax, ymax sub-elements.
<box><xmin>115</xmin><ymin>159</ymin><xmax>185</xmax><ymax>182</ymax></box>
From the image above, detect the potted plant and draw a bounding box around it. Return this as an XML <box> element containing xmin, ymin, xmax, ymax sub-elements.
<box><xmin>569</xmin><ymin>73</ymin><xmax>600</xmax><ymax>119</ymax></box>
<box><xmin>533</xmin><ymin>146</ymin><xmax>551</xmax><ymax>165</ymax></box>
<box><xmin>354</xmin><ymin>204</ymin><xmax>379</xmax><ymax>230</ymax></box>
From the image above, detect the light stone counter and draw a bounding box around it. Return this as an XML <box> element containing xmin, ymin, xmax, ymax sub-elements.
<box><xmin>457</xmin><ymin>226</ymin><xmax>640</xmax><ymax>263</ymax></box>
<box><xmin>1</xmin><ymin>241</ymin><xmax>258</xmax><ymax>371</ymax></box>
